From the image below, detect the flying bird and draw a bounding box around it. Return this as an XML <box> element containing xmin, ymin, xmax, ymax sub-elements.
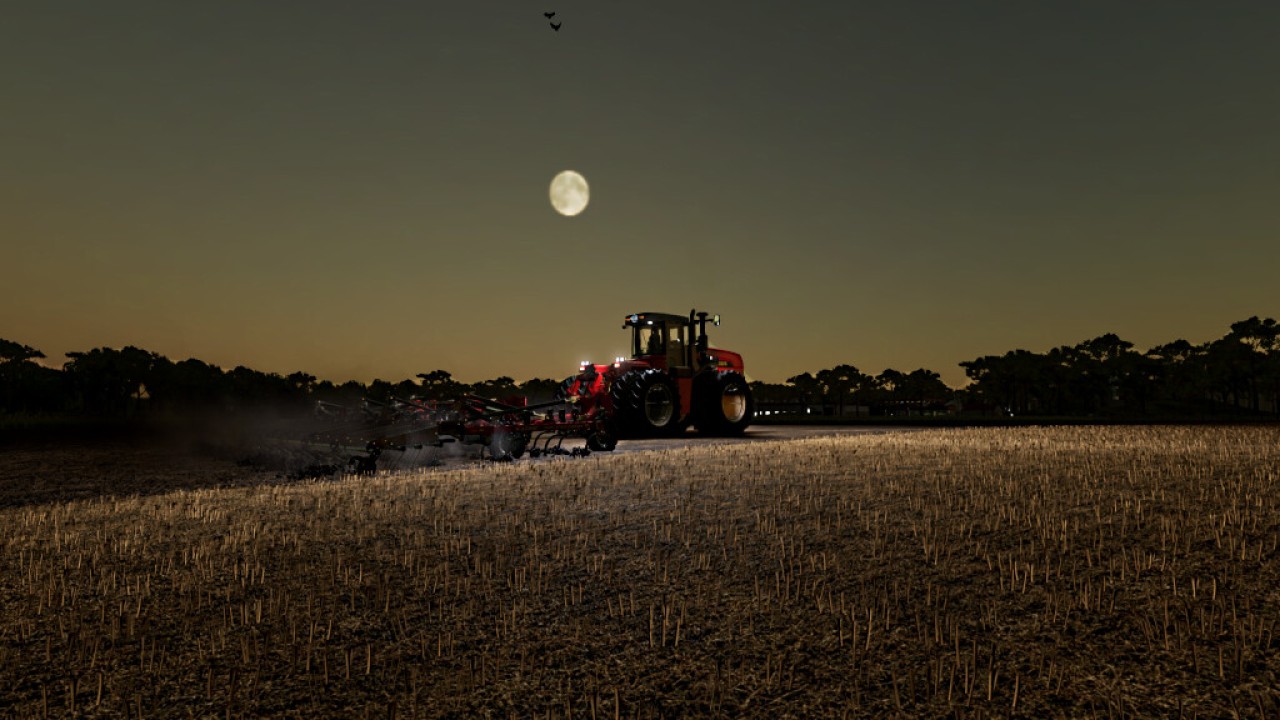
<box><xmin>544</xmin><ymin>11</ymin><xmax>555</xmax><ymax>18</ymax></box>
<box><xmin>550</xmin><ymin>21</ymin><xmax>561</xmax><ymax>31</ymax></box>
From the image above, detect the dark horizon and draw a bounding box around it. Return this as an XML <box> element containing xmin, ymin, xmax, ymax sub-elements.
<box><xmin>4</xmin><ymin>314</ymin><xmax>1277</xmax><ymax>424</ymax></box>
<box><xmin>2</xmin><ymin>310</ymin><xmax>1275</xmax><ymax>387</ymax></box>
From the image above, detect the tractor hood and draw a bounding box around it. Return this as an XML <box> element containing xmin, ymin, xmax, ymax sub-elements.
<box><xmin>705</xmin><ymin>348</ymin><xmax>744</xmax><ymax>373</ymax></box>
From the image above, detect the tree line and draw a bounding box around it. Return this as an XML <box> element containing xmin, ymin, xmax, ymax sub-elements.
<box><xmin>0</xmin><ymin>341</ymin><xmax>562</xmax><ymax>418</ymax></box>
<box><xmin>752</xmin><ymin>316</ymin><xmax>1279</xmax><ymax>418</ymax></box>
<box><xmin>2</xmin><ymin>315</ymin><xmax>1277</xmax><ymax>420</ymax></box>
<box><xmin>956</xmin><ymin>317</ymin><xmax>1280</xmax><ymax>417</ymax></box>
<box><xmin>750</xmin><ymin>366</ymin><xmax>952</xmax><ymax>416</ymax></box>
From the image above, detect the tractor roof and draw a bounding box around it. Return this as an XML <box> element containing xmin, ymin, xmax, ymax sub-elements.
<box><xmin>623</xmin><ymin>312</ymin><xmax>690</xmax><ymax>328</ymax></box>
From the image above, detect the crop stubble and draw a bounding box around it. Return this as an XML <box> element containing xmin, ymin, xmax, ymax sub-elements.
<box><xmin>1</xmin><ymin>426</ymin><xmax>1279</xmax><ymax>718</ymax></box>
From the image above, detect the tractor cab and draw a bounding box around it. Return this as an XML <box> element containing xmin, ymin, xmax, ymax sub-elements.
<box><xmin>623</xmin><ymin>310</ymin><xmax>720</xmax><ymax>372</ymax></box>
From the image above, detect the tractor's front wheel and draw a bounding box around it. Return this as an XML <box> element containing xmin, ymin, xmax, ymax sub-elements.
<box><xmin>694</xmin><ymin>371</ymin><xmax>754</xmax><ymax>436</ymax></box>
<box><xmin>611</xmin><ymin>369</ymin><xmax>681</xmax><ymax>437</ymax></box>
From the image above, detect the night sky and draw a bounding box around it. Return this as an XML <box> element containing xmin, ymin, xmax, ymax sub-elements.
<box><xmin>4</xmin><ymin>2</ymin><xmax>1277</xmax><ymax>387</ymax></box>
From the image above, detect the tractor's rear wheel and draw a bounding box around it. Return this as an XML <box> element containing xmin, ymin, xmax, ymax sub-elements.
<box><xmin>694</xmin><ymin>371</ymin><xmax>754</xmax><ymax>436</ymax></box>
<box><xmin>611</xmin><ymin>369</ymin><xmax>681</xmax><ymax>437</ymax></box>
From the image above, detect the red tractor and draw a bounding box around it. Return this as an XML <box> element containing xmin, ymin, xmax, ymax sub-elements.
<box><xmin>290</xmin><ymin>309</ymin><xmax>753</xmax><ymax>469</ymax></box>
<box><xmin>560</xmin><ymin>309</ymin><xmax>754</xmax><ymax>446</ymax></box>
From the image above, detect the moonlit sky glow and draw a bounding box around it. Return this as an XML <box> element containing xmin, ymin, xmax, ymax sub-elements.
<box><xmin>3</xmin><ymin>2</ymin><xmax>1278</xmax><ymax>386</ymax></box>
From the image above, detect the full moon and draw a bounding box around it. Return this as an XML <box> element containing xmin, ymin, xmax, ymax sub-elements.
<box><xmin>549</xmin><ymin>170</ymin><xmax>589</xmax><ymax>216</ymax></box>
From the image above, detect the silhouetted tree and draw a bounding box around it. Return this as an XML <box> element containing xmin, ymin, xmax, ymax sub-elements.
<box><xmin>1072</xmin><ymin>334</ymin><xmax>1136</xmax><ymax>412</ymax></box>
<box><xmin>474</xmin><ymin>376</ymin><xmax>518</xmax><ymax>400</ymax></box>
<box><xmin>222</xmin><ymin>366</ymin><xmax>293</xmax><ymax>410</ymax></box>
<box><xmin>337</xmin><ymin>380</ymin><xmax>367</xmax><ymax>402</ymax></box>
<box><xmin>786</xmin><ymin>372</ymin><xmax>822</xmax><ymax>410</ymax></box>
<box><xmin>1226</xmin><ymin>317</ymin><xmax>1279</xmax><ymax>412</ymax></box>
<box><xmin>960</xmin><ymin>355</ymin><xmax>1013</xmax><ymax>414</ymax></box>
<box><xmin>416</xmin><ymin>370</ymin><xmax>460</xmax><ymax>400</ymax></box>
<box><xmin>816</xmin><ymin>364</ymin><xmax>863</xmax><ymax>416</ymax></box>
<box><xmin>519</xmin><ymin>377</ymin><xmax>561</xmax><ymax>404</ymax></box>
<box><xmin>0</xmin><ymin>339</ymin><xmax>65</xmax><ymax>413</ymax></box>
<box><xmin>747</xmin><ymin>381</ymin><xmax>793</xmax><ymax>415</ymax></box>
<box><xmin>366</xmin><ymin>379</ymin><xmax>396</xmax><ymax>403</ymax></box>
<box><xmin>876</xmin><ymin>369</ymin><xmax>907</xmax><ymax>412</ymax></box>
<box><xmin>960</xmin><ymin>350</ymin><xmax>1046</xmax><ymax>415</ymax></box>
<box><xmin>287</xmin><ymin>372</ymin><xmax>317</xmax><ymax>396</ymax></box>
<box><xmin>64</xmin><ymin>346</ymin><xmax>160</xmax><ymax>416</ymax></box>
<box><xmin>900</xmin><ymin>369</ymin><xmax>952</xmax><ymax>413</ymax></box>
<box><xmin>148</xmin><ymin>358</ymin><xmax>226</xmax><ymax>412</ymax></box>
<box><xmin>851</xmin><ymin>373</ymin><xmax>886</xmax><ymax>414</ymax></box>
<box><xmin>0</xmin><ymin>340</ymin><xmax>44</xmax><ymax>364</ymax></box>
<box><xmin>1146</xmin><ymin>339</ymin><xmax>1204</xmax><ymax>408</ymax></box>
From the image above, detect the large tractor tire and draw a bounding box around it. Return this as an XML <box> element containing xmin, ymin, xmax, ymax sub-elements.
<box><xmin>611</xmin><ymin>369</ymin><xmax>681</xmax><ymax>437</ymax></box>
<box><xmin>694</xmin><ymin>371</ymin><xmax>754</xmax><ymax>436</ymax></box>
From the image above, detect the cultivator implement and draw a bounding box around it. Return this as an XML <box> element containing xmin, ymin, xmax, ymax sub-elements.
<box><xmin>284</xmin><ymin>390</ymin><xmax>617</xmax><ymax>475</ymax></box>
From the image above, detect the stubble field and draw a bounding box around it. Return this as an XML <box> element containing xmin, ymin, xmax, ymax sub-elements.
<box><xmin>2</xmin><ymin>426</ymin><xmax>1279</xmax><ymax>718</ymax></box>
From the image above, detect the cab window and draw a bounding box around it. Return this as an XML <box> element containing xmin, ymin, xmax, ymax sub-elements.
<box><xmin>666</xmin><ymin>325</ymin><xmax>686</xmax><ymax>367</ymax></box>
<box><xmin>635</xmin><ymin>323</ymin><xmax>665</xmax><ymax>356</ymax></box>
